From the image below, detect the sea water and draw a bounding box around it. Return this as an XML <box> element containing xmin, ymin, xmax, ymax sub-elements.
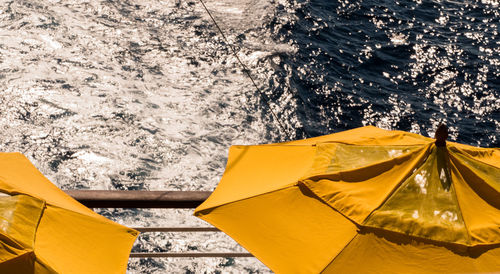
<box><xmin>0</xmin><ymin>0</ymin><xmax>498</xmax><ymax>273</ymax></box>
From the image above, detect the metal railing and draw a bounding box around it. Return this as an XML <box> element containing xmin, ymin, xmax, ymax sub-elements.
<box><xmin>64</xmin><ymin>190</ymin><xmax>211</xmax><ymax>208</ymax></box>
<box><xmin>65</xmin><ymin>190</ymin><xmax>253</xmax><ymax>258</ymax></box>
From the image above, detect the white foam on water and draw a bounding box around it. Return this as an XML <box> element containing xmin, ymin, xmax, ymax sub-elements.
<box><xmin>40</xmin><ymin>34</ymin><xmax>62</xmax><ymax>49</ymax></box>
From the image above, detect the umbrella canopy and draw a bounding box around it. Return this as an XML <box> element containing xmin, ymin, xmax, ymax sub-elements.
<box><xmin>0</xmin><ymin>152</ymin><xmax>138</xmax><ymax>273</ymax></box>
<box><xmin>194</xmin><ymin>126</ymin><xmax>500</xmax><ymax>273</ymax></box>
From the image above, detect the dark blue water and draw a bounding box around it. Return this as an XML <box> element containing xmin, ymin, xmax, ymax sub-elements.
<box><xmin>265</xmin><ymin>0</ymin><xmax>499</xmax><ymax>147</ymax></box>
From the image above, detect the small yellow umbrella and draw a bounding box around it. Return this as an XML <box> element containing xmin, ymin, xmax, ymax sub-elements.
<box><xmin>0</xmin><ymin>152</ymin><xmax>138</xmax><ymax>273</ymax></box>
<box><xmin>195</xmin><ymin>126</ymin><xmax>500</xmax><ymax>273</ymax></box>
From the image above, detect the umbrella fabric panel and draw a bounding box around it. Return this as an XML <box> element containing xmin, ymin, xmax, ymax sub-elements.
<box><xmin>449</xmin><ymin>152</ymin><xmax>500</xmax><ymax>245</ymax></box>
<box><xmin>0</xmin><ymin>250</ymin><xmax>36</xmax><ymax>274</ymax></box>
<box><xmin>195</xmin><ymin>145</ymin><xmax>316</xmax><ymax>213</ymax></box>
<box><xmin>0</xmin><ymin>152</ymin><xmax>139</xmax><ymax>273</ymax></box>
<box><xmin>365</xmin><ymin>146</ymin><xmax>469</xmax><ymax>245</ymax></box>
<box><xmin>0</xmin><ymin>249</ymin><xmax>55</xmax><ymax>274</ymax></box>
<box><xmin>322</xmin><ymin>231</ymin><xmax>500</xmax><ymax>273</ymax></box>
<box><xmin>0</xmin><ymin>195</ymin><xmax>40</xmax><ymax>273</ymax></box>
<box><xmin>197</xmin><ymin>126</ymin><xmax>436</xmax><ymax>215</ymax></box>
<box><xmin>0</xmin><ymin>194</ymin><xmax>44</xmax><ymax>249</ymax></box>
<box><xmin>305</xmin><ymin>143</ymin><xmax>425</xmax><ymax>175</ymax></box>
<box><xmin>301</xmin><ymin>143</ymin><xmax>431</xmax><ymax>224</ymax></box>
<box><xmin>197</xmin><ymin>185</ymin><xmax>358</xmax><ymax>273</ymax></box>
<box><xmin>195</xmin><ymin>126</ymin><xmax>500</xmax><ymax>273</ymax></box>
<box><xmin>35</xmin><ymin>204</ymin><xmax>138</xmax><ymax>274</ymax></box>
<box><xmin>450</xmin><ymin>143</ymin><xmax>500</xmax><ymax>167</ymax></box>
<box><xmin>0</xmin><ymin>153</ymin><xmax>98</xmax><ymax>218</ymax></box>
<box><xmin>450</xmin><ymin>146</ymin><xmax>500</xmax><ymax>195</ymax></box>
<box><xmin>0</xmin><ymin>194</ymin><xmax>55</xmax><ymax>273</ymax></box>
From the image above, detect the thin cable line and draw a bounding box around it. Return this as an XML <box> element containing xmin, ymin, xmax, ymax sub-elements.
<box><xmin>198</xmin><ymin>0</ymin><xmax>293</xmax><ymax>140</ymax></box>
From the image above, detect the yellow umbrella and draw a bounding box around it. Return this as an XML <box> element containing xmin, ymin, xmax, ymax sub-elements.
<box><xmin>195</xmin><ymin>126</ymin><xmax>500</xmax><ymax>273</ymax></box>
<box><xmin>0</xmin><ymin>152</ymin><xmax>138</xmax><ymax>273</ymax></box>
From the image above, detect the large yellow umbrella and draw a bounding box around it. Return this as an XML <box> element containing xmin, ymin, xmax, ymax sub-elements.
<box><xmin>195</xmin><ymin>126</ymin><xmax>500</xmax><ymax>273</ymax></box>
<box><xmin>0</xmin><ymin>152</ymin><xmax>138</xmax><ymax>273</ymax></box>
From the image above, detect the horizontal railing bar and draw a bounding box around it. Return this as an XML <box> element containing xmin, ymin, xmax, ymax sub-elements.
<box><xmin>133</xmin><ymin>227</ymin><xmax>220</xmax><ymax>232</ymax></box>
<box><xmin>65</xmin><ymin>190</ymin><xmax>211</xmax><ymax>208</ymax></box>
<box><xmin>130</xmin><ymin>253</ymin><xmax>254</xmax><ymax>258</ymax></box>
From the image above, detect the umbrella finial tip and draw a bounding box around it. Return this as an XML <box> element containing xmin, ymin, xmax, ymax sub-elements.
<box><xmin>435</xmin><ymin>124</ymin><xmax>448</xmax><ymax>147</ymax></box>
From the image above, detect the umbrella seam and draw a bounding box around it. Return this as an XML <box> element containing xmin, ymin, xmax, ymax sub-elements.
<box><xmin>449</xmin><ymin>146</ymin><xmax>500</xmax><ymax>170</ymax></box>
<box><xmin>360</xmin><ymin>143</ymin><xmax>433</xmax><ymax>224</ymax></box>
<box><xmin>319</xmin><ymin>233</ymin><xmax>360</xmax><ymax>273</ymax></box>
<box><xmin>31</xmin><ymin>201</ymin><xmax>60</xmax><ymax>273</ymax></box>
<box><xmin>446</xmin><ymin>150</ymin><xmax>473</xmax><ymax>245</ymax></box>
<box><xmin>296</xmin><ymin>180</ymin><xmax>361</xmax><ymax>226</ymax></box>
<box><xmin>300</xmin><ymin>144</ymin><xmax>432</xmax><ymax>225</ymax></box>
<box><xmin>297</xmin><ymin>145</ymin><xmax>434</xmax><ymax>234</ymax></box>
<box><xmin>32</xmin><ymin>200</ymin><xmax>47</xmax><ymax>249</ymax></box>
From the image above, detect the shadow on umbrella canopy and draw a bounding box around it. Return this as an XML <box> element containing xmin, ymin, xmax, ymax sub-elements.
<box><xmin>0</xmin><ymin>153</ymin><xmax>138</xmax><ymax>273</ymax></box>
<box><xmin>195</xmin><ymin>125</ymin><xmax>500</xmax><ymax>273</ymax></box>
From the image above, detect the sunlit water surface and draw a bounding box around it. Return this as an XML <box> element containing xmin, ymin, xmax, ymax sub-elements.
<box><xmin>0</xmin><ymin>0</ymin><xmax>498</xmax><ymax>273</ymax></box>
